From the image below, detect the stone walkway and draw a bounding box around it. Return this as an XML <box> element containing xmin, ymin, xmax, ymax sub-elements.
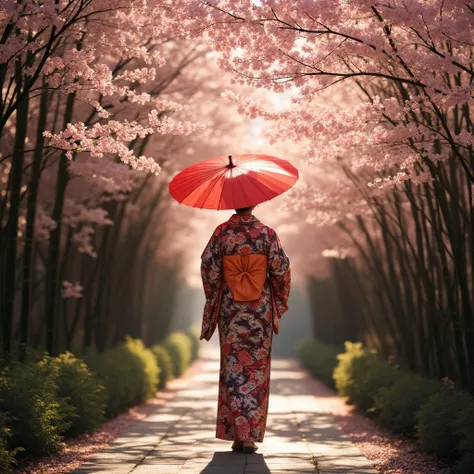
<box><xmin>72</xmin><ymin>350</ymin><xmax>377</xmax><ymax>474</ymax></box>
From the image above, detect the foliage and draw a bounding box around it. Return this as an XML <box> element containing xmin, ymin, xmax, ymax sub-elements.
<box><xmin>296</xmin><ymin>338</ymin><xmax>340</xmax><ymax>387</ymax></box>
<box><xmin>302</xmin><ymin>339</ymin><xmax>402</xmax><ymax>414</ymax></box>
<box><xmin>0</xmin><ymin>408</ymin><xmax>16</xmax><ymax>472</ymax></box>
<box><xmin>300</xmin><ymin>337</ymin><xmax>474</xmax><ymax>469</ymax></box>
<box><xmin>416</xmin><ymin>384</ymin><xmax>474</xmax><ymax>473</ymax></box>
<box><xmin>0</xmin><ymin>363</ymin><xmax>67</xmax><ymax>457</ymax></box>
<box><xmin>40</xmin><ymin>353</ymin><xmax>106</xmax><ymax>436</ymax></box>
<box><xmin>454</xmin><ymin>393</ymin><xmax>474</xmax><ymax>474</ymax></box>
<box><xmin>87</xmin><ymin>337</ymin><xmax>159</xmax><ymax>417</ymax></box>
<box><xmin>333</xmin><ymin>341</ymin><xmax>378</xmax><ymax>404</ymax></box>
<box><xmin>151</xmin><ymin>345</ymin><xmax>174</xmax><ymax>389</ymax></box>
<box><xmin>355</xmin><ymin>361</ymin><xmax>403</xmax><ymax>415</ymax></box>
<box><xmin>124</xmin><ymin>337</ymin><xmax>159</xmax><ymax>400</ymax></box>
<box><xmin>456</xmin><ymin>455</ymin><xmax>474</xmax><ymax>474</ymax></box>
<box><xmin>416</xmin><ymin>385</ymin><xmax>474</xmax><ymax>462</ymax></box>
<box><xmin>187</xmin><ymin>326</ymin><xmax>201</xmax><ymax>361</ymax></box>
<box><xmin>0</xmin><ymin>335</ymin><xmax>192</xmax><ymax>465</ymax></box>
<box><xmin>163</xmin><ymin>332</ymin><xmax>193</xmax><ymax>377</ymax></box>
<box><xmin>374</xmin><ymin>373</ymin><xmax>442</xmax><ymax>435</ymax></box>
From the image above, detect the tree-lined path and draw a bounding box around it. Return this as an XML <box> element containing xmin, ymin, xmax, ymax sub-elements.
<box><xmin>1</xmin><ymin>1</ymin><xmax>474</xmax><ymax>471</ymax></box>
<box><xmin>72</xmin><ymin>349</ymin><xmax>376</xmax><ymax>474</ymax></box>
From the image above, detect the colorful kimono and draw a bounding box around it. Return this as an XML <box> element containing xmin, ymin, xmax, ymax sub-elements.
<box><xmin>200</xmin><ymin>213</ymin><xmax>291</xmax><ymax>442</ymax></box>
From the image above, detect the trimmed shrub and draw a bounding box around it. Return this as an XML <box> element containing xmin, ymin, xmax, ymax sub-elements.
<box><xmin>87</xmin><ymin>337</ymin><xmax>159</xmax><ymax>417</ymax></box>
<box><xmin>454</xmin><ymin>394</ymin><xmax>474</xmax><ymax>474</ymax></box>
<box><xmin>163</xmin><ymin>332</ymin><xmax>192</xmax><ymax>377</ymax></box>
<box><xmin>299</xmin><ymin>337</ymin><xmax>474</xmax><ymax>471</ymax></box>
<box><xmin>124</xmin><ymin>337</ymin><xmax>159</xmax><ymax>401</ymax></box>
<box><xmin>40</xmin><ymin>352</ymin><xmax>106</xmax><ymax>436</ymax></box>
<box><xmin>355</xmin><ymin>360</ymin><xmax>403</xmax><ymax>414</ymax></box>
<box><xmin>86</xmin><ymin>349</ymin><xmax>130</xmax><ymax>417</ymax></box>
<box><xmin>374</xmin><ymin>373</ymin><xmax>442</xmax><ymax>435</ymax></box>
<box><xmin>187</xmin><ymin>326</ymin><xmax>201</xmax><ymax>361</ymax></box>
<box><xmin>417</xmin><ymin>385</ymin><xmax>474</xmax><ymax>461</ymax></box>
<box><xmin>0</xmin><ymin>362</ymin><xmax>67</xmax><ymax>456</ymax></box>
<box><xmin>456</xmin><ymin>455</ymin><xmax>474</xmax><ymax>474</ymax></box>
<box><xmin>0</xmin><ymin>409</ymin><xmax>16</xmax><ymax>472</ymax></box>
<box><xmin>296</xmin><ymin>339</ymin><xmax>340</xmax><ymax>387</ymax></box>
<box><xmin>333</xmin><ymin>341</ymin><xmax>378</xmax><ymax>403</ymax></box>
<box><xmin>151</xmin><ymin>345</ymin><xmax>173</xmax><ymax>389</ymax></box>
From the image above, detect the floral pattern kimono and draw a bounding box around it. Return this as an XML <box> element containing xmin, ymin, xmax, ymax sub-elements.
<box><xmin>200</xmin><ymin>213</ymin><xmax>291</xmax><ymax>442</ymax></box>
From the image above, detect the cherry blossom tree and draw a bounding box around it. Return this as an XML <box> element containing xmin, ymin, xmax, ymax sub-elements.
<box><xmin>191</xmin><ymin>0</ymin><xmax>474</xmax><ymax>391</ymax></box>
<box><xmin>0</xmin><ymin>0</ymin><xmax>247</xmax><ymax>357</ymax></box>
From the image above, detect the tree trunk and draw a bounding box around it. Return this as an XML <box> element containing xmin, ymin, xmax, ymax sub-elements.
<box><xmin>3</xmin><ymin>59</ymin><xmax>29</xmax><ymax>359</ymax></box>
<box><xmin>44</xmin><ymin>92</ymin><xmax>75</xmax><ymax>356</ymax></box>
<box><xmin>19</xmin><ymin>86</ymin><xmax>48</xmax><ymax>359</ymax></box>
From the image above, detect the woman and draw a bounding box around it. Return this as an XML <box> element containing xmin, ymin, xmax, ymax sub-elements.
<box><xmin>200</xmin><ymin>205</ymin><xmax>291</xmax><ymax>454</ymax></box>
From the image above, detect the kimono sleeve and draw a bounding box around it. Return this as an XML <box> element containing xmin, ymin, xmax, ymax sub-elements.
<box><xmin>200</xmin><ymin>227</ymin><xmax>223</xmax><ymax>341</ymax></box>
<box><xmin>268</xmin><ymin>229</ymin><xmax>291</xmax><ymax>319</ymax></box>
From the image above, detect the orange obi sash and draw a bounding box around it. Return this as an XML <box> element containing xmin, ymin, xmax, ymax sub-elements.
<box><xmin>222</xmin><ymin>254</ymin><xmax>268</xmax><ymax>301</ymax></box>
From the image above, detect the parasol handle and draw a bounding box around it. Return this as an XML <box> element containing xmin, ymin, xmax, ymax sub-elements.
<box><xmin>227</xmin><ymin>154</ymin><xmax>235</xmax><ymax>168</ymax></box>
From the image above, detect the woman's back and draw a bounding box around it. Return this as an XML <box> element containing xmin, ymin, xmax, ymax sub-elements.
<box><xmin>200</xmin><ymin>211</ymin><xmax>291</xmax><ymax>445</ymax></box>
<box><xmin>215</xmin><ymin>214</ymin><xmax>273</xmax><ymax>256</ymax></box>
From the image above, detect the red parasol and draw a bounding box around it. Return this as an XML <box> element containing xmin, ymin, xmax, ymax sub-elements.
<box><xmin>168</xmin><ymin>154</ymin><xmax>299</xmax><ymax>210</ymax></box>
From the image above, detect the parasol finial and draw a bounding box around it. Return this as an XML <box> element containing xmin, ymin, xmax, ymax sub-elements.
<box><xmin>227</xmin><ymin>154</ymin><xmax>235</xmax><ymax>168</ymax></box>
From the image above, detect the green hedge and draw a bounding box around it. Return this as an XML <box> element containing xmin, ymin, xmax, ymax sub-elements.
<box><xmin>151</xmin><ymin>345</ymin><xmax>174</xmax><ymax>389</ymax></box>
<box><xmin>452</xmin><ymin>400</ymin><xmax>474</xmax><ymax>474</ymax></box>
<box><xmin>456</xmin><ymin>400</ymin><xmax>474</xmax><ymax>474</ymax></box>
<box><xmin>353</xmin><ymin>360</ymin><xmax>403</xmax><ymax>415</ymax></box>
<box><xmin>0</xmin><ymin>351</ymin><xmax>108</xmax><ymax>466</ymax></box>
<box><xmin>0</xmin><ymin>362</ymin><xmax>68</xmax><ymax>458</ymax></box>
<box><xmin>417</xmin><ymin>385</ymin><xmax>474</xmax><ymax>473</ymax></box>
<box><xmin>298</xmin><ymin>338</ymin><xmax>474</xmax><ymax>472</ymax></box>
<box><xmin>374</xmin><ymin>373</ymin><xmax>442</xmax><ymax>435</ymax></box>
<box><xmin>296</xmin><ymin>339</ymin><xmax>340</xmax><ymax>387</ymax></box>
<box><xmin>333</xmin><ymin>341</ymin><xmax>379</xmax><ymax>404</ymax></box>
<box><xmin>0</xmin><ymin>404</ymin><xmax>17</xmax><ymax>473</ymax></box>
<box><xmin>187</xmin><ymin>326</ymin><xmax>201</xmax><ymax>362</ymax></box>
<box><xmin>40</xmin><ymin>353</ymin><xmax>106</xmax><ymax>436</ymax></box>
<box><xmin>163</xmin><ymin>332</ymin><xmax>193</xmax><ymax>377</ymax></box>
<box><xmin>0</xmin><ymin>331</ymin><xmax>197</xmax><ymax>470</ymax></box>
<box><xmin>86</xmin><ymin>337</ymin><xmax>159</xmax><ymax>417</ymax></box>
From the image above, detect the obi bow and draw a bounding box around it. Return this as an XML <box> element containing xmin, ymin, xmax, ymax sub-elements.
<box><xmin>223</xmin><ymin>254</ymin><xmax>268</xmax><ymax>301</ymax></box>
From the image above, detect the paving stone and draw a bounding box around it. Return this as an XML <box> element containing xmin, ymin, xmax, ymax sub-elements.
<box><xmin>136</xmin><ymin>456</ymin><xmax>186</xmax><ymax>465</ymax></box>
<box><xmin>259</xmin><ymin>470</ymin><xmax>316</xmax><ymax>474</ymax></box>
<box><xmin>72</xmin><ymin>464</ymin><xmax>136</xmax><ymax>474</ymax></box>
<box><xmin>182</xmin><ymin>467</ymin><xmax>245</xmax><ymax>474</ymax></box>
<box><xmin>318</xmin><ymin>471</ymin><xmax>378</xmax><ymax>474</ymax></box>
<box><xmin>132</xmin><ymin>467</ymin><xmax>182</xmax><ymax>474</ymax></box>
<box><xmin>191</xmin><ymin>453</ymin><xmax>248</xmax><ymax>465</ymax></box>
